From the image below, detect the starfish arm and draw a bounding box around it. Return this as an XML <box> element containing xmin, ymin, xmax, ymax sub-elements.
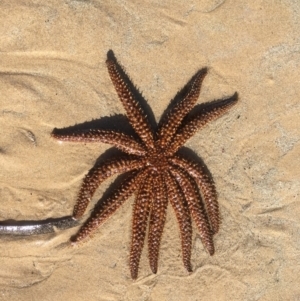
<box><xmin>170</xmin><ymin>155</ymin><xmax>219</xmax><ymax>234</ymax></box>
<box><xmin>170</xmin><ymin>166</ymin><xmax>214</xmax><ymax>255</ymax></box>
<box><xmin>73</xmin><ymin>157</ymin><xmax>146</xmax><ymax>219</ymax></box>
<box><xmin>106</xmin><ymin>53</ymin><xmax>155</xmax><ymax>149</ymax></box>
<box><xmin>51</xmin><ymin>128</ymin><xmax>146</xmax><ymax>156</ymax></box>
<box><xmin>148</xmin><ymin>173</ymin><xmax>168</xmax><ymax>274</ymax></box>
<box><xmin>130</xmin><ymin>173</ymin><xmax>153</xmax><ymax>279</ymax></box>
<box><xmin>72</xmin><ymin>170</ymin><xmax>147</xmax><ymax>243</ymax></box>
<box><xmin>165</xmin><ymin>171</ymin><xmax>193</xmax><ymax>272</ymax></box>
<box><xmin>166</xmin><ymin>92</ymin><xmax>238</xmax><ymax>155</ymax></box>
<box><xmin>157</xmin><ymin>68</ymin><xmax>207</xmax><ymax>148</ymax></box>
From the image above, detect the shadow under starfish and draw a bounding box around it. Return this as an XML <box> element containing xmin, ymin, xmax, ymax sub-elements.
<box><xmin>51</xmin><ymin>50</ymin><xmax>238</xmax><ymax>279</ymax></box>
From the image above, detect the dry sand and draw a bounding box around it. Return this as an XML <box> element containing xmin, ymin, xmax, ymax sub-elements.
<box><xmin>0</xmin><ymin>0</ymin><xmax>300</xmax><ymax>300</ymax></box>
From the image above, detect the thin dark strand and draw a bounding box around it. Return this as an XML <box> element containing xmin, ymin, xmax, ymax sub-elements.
<box><xmin>0</xmin><ymin>216</ymin><xmax>80</xmax><ymax>236</ymax></box>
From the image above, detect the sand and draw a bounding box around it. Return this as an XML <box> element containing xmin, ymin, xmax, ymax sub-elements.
<box><xmin>0</xmin><ymin>0</ymin><xmax>300</xmax><ymax>300</ymax></box>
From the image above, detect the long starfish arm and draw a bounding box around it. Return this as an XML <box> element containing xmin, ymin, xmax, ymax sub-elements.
<box><xmin>51</xmin><ymin>128</ymin><xmax>146</xmax><ymax>156</ymax></box>
<box><xmin>165</xmin><ymin>172</ymin><xmax>193</xmax><ymax>272</ymax></box>
<box><xmin>170</xmin><ymin>166</ymin><xmax>214</xmax><ymax>255</ymax></box>
<box><xmin>170</xmin><ymin>155</ymin><xmax>219</xmax><ymax>234</ymax></box>
<box><xmin>166</xmin><ymin>92</ymin><xmax>238</xmax><ymax>155</ymax></box>
<box><xmin>157</xmin><ymin>68</ymin><xmax>207</xmax><ymax>148</ymax></box>
<box><xmin>73</xmin><ymin>157</ymin><xmax>145</xmax><ymax>219</ymax></box>
<box><xmin>72</xmin><ymin>170</ymin><xmax>147</xmax><ymax>243</ymax></box>
<box><xmin>106</xmin><ymin>52</ymin><xmax>155</xmax><ymax>149</ymax></box>
<box><xmin>148</xmin><ymin>173</ymin><xmax>168</xmax><ymax>274</ymax></box>
<box><xmin>130</xmin><ymin>173</ymin><xmax>153</xmax><ymax>279</ymax></box>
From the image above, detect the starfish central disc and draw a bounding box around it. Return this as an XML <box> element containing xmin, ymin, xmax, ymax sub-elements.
<box><xmin>146</xmin><ymin>147</ymin><xmax>169</xmax><ymax>172</ymax></box>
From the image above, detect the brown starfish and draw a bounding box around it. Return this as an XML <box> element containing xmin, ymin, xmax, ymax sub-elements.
<box><xmin>52</xmin><ymin>50</ymin><xmax>238</xmax><ymax>279</ymax></box>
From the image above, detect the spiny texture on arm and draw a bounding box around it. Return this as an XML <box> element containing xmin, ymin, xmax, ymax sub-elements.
<box><xmin>52</xmin><ymin>128</ymin><xmax>146</xmax><ymax>156</ymax></box>
<box><xmin>170</xmin><ymin>155</ymin><xmax>219</xmax><ymax>234</ymax></box>
<box><xmin>148</xmin><ymin>173</ymin><xmax>168</xmax><ymax>274</ymax></box>
<box><xmin>158</xmin><ymin>68</ymin><xmax>207</xmax><ymax>149</ymax></box>
<box><xmin>72</xmin><ymin>170</ymin><xmax>147</xmax><ymax>243</ymax></box>
<box><xmin>106</xmin><ymin>53</ymin><xmax>154</xmax><ymax>150</ymax></box>
<box><xmin>73</xmin><ymin>157</ymin><xmax>145</xmax><ymax>219</ymax></box>
<box><xmin>170</xmin><ymin>166</ymin><xmax>214</xmax><ymax>255</ymax></box>
<box><xmin>167</xmin><ymin>92</ymin><xmax>238</xmax><ymax>155</ymax></box>
<box><xmin>165</xmin><ymin>172</ymin><xmax>193</xmax><ymax>272</ymax></box>
<box><xmin>130</xmin><ymin>173</ymin><xmax>153</xmax><ymax>279</ymax></box>
<box><xmin>51</xmin><ymin>49</ymin><xmax>238</xmax><ymax>279</ymax></box>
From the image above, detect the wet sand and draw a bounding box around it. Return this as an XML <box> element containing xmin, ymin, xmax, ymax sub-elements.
<box><xmin>0</xmin><ymin>1</ymin><xmax>300</xmax><ymax>300</ymax></box>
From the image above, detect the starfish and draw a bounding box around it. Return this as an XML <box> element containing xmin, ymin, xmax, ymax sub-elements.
<box><xmin>52</xmin><ymin>50</ymin><xmax>238</xmax><ymax>279</ymax></box>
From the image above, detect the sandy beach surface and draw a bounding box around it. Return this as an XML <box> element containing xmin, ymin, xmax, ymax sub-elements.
<box><xmin>0</xmin><ymin>1</ymin><xmax>300</xmax><ymax>300</ymax></box>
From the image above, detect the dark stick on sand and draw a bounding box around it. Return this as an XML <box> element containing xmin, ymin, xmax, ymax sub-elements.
<box><xmin>0</xmin><ymin>216</ymin><xmax>81</xmax><ymax>236</ymax></box>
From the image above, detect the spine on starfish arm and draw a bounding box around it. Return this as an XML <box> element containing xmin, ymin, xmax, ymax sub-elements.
<box><xmin>73</xmin><ymin>157</ymin><xmax>146</xmax><ymax>219</ymax></box>
<box><xmin>148</xmin><ymin>173</ymin><xmax>169</xmax><ymax>274</ymax></box>
<box><xmin>165</xmin><ymin>171</ymin><xmax>193</xmax><ymax>272</ymax></box>
<box><xmin>169</xmin><ymin>155</ymin><xmax>219</xmax><ymax>234</ymax></box>
<box><xmin>166</xmin><ymin>92</ymin><xmax>238</xmax><ymax>155</ymax></box>
<box><xmin>51</xmin><ymin>128</ymin><xmax>147</xmax><ymax>156</ymax></box>
<box><xmin>170</xmin><ymin>166</ymin><xmax>215</xmax><ymax>255</ymax></box>
<box><xmin>157</xmin><ymin>68</ymin><xmax>207</xmax><ymax>149</ymax></box>
<box><xmin>130</xmin><ymin>172</ymin><xmax>154</xmax><ymax>279</ymax></box>
<box><xmin>71</xmin><ymin>169</ymin><xmax>148</xmax><ymax>244</ymax></box>
<box><xmin>106</xmin><ymin>50</ymin><xmax>155</xmax><ymax>150</ymax></box>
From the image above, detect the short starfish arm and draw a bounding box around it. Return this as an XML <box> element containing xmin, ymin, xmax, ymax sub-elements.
<box><xmin>170</xmin><ymin>166</ymin><xmax>214</xmax><ymax>255</ymax></box>
<box><xmin>166</xmin><ymin>92</ymin><xmax>238</xmax><ymax>155</ymax></box>
<box><xmin>157</xmin><ymin>68</ymin><xmax>207</xmax><ymax>148</ymax></box>
<box><xmin>106</xmin><ymin>53</ymin><xmax>155</xmax><ymax>150</ymax></box>
<box><xmin>51</xmin><ymin>128</ymin><xmax>146</xmax><ymax>156</ymax></box>
<box><xmin>165</xmin><ymin>172</ymin><xmax>193</xmax><ymax>272</ymax></box>
<box><xmin>73</xmin><ymin>157</ymin><xmax>145</xmax><ymax>219</ymax></box>
<box><xmin>170</xmin><ymin>155</ymin><xmax>219</xmax><ymax>234</ymax></box>
<box><xmin>148</xmin><ymin>173</ymin><xmax>168</xmax><ymax>274</ymax></box>
<box><xmin>130</xmin><ymin>173</ymin><xmax>153</xmax><ymax>279</ymax></box>
<box><xmin>72</xmin><ymin>170</ymin><xmax>147</xmax><ymax>243</ymax></box>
